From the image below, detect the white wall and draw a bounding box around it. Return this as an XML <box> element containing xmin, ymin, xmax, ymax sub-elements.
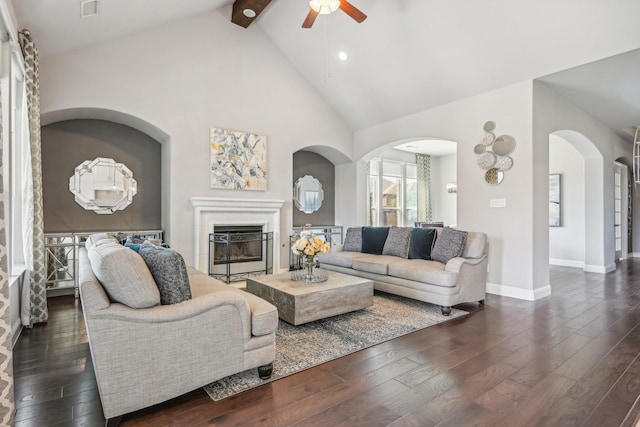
<box><xmin>352</xmin><ymin>81</ymin><xmax>536</xmax><ymax>299</ymax></box>
<box><xmin>549</xmin><ymin>135</ymin><xmax>585</xmax><ymax>267</ymax></box>
<box><xmin>431</xmin><ymin>154</ymin><xmax>457</xmax><ymax>226</ymax></box>
<box><xmin>38</xmin><ymin>9</ymin><xmax>354</xmax><ymax>270</ymax></box>
<box><xmin>532</xmin><ymin>81</ymin><xmax>632</xmax><ymax>279</ymax></box>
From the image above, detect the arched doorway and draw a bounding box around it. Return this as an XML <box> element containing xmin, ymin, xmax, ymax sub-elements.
<box><xmin>549</xmin><ymin>130</ymin><xmax>608</xmax><ymax>273</ymax></box>
<box><xmin>360</xmin><ymin>137</ymin><xmax>458</xmax><ymax>228</ymax></box>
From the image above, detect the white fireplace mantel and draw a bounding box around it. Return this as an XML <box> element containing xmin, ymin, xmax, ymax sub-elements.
<box><xmin>190</xmin><ymin>197</ymin><xmax>285</xmax><ymax>272</ymax></box>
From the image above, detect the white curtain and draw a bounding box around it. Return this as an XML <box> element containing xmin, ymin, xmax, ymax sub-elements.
<box><xmin>20</xmin><ymin>83</ymin><xmax>33</xmax><ymax>326</ymax></box>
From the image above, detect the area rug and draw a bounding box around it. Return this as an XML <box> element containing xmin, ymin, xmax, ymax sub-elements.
<box><xmin>203</xmin><ymin>291</ymin><xmax>467</xmax><ymax>401</ymax></box>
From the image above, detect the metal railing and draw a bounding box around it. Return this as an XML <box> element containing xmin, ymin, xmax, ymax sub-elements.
<box><xmin>44</xmin><ymin>230</ymin><xmax>164</xmax><ymax>296</ymax></box>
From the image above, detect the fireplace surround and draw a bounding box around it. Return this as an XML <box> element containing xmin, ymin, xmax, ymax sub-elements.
<box><xmin>190</xmin><ymin>197</ymin><xmax>285</xmax><ymax>274</ymax></box>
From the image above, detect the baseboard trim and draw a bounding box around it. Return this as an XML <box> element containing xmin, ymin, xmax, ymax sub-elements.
<box><xmin>631</xmin><ymin>253</ymin><xmax>640</xmax><ymax>259</ymax></box>
<box><xmin>549</xmin><ymin>258</ymin><xmax>585</xmax><ymax>269</ymax></box>
<box><xmin>486</xmin><ymin>282</ymin><xmax>551</xmax><ymax>301</ymax></box>
<box><xmin>584</xmin><ymin>263</ymin><xmax>616</xmax><ymax>274</ymax></box>
<box><xmin>11</xmin><ymin>321</ymin><xmax>22</xmax><ymax>349</ymax></box>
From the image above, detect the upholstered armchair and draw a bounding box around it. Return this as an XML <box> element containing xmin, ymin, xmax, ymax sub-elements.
<box><xmin>78</xmin><ymin>240</ymin><xmax>277</xmax><ymax>426</ymax></box>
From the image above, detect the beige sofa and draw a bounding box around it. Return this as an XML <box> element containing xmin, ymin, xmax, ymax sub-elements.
<box><xmin>78</xmin><ymin>236</ymin><xmax>278</xmax><ymax>426</ymax></box>
<box><xmin>317</xmin><ymin>227</ymin><xmax>488</xmax><ymax>316</ymax></box>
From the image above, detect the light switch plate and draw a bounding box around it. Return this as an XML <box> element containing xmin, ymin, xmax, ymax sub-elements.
<box><xmin>490</xmin><ymin>198</ymin><xmax>506</xmax><ymax>208</ymax></box>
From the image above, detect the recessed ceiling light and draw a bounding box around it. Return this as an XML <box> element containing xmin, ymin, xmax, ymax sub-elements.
<box><xmin>243</xmin><ymin>8</ymin><xmax>257</xmax><ymax>18</ymax></box>
<box><xmin>338</xmin><ymin>51</ymin><xmax>348</xmax><ymax>61</ymax></box>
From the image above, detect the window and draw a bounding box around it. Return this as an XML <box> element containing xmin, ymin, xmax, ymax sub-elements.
<box><xmin>1</xmin><ymin>43</ymin><xmax>29</xmax><ymax>277</ymax></box>
<box><xmin>367</xmin><ymin>158</ymin><xmax>417</xmax><ymax>227</ymax></box>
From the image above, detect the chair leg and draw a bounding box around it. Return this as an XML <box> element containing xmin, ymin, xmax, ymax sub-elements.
<box><xmin>258</xmin><ymin>362</ymin><xmax>273</xmax><ymax>380</ymax></box>
<box><xmin>441</xmin><ymin>306</ymin><xmax>452</xmax><ymax>316</ymax></box>
<box><xmin>105</xmin><ymin>416</ymin><xmax>123</xmax><ymax>427</ymax></box>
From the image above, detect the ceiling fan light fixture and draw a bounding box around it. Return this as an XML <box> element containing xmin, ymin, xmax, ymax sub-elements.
<box><xmin>242</xmin><ymin>8</ymin><xmax>257</xmax><ymax>18</ymax></box>
<box><xmin>309</xmin><ymin>0</ymin><xmax>340</xmax><ymax>15</ymax></box>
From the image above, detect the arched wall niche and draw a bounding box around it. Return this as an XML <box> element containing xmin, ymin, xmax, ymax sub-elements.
<box><xmin>41</xmin><ymin>108</ymin><xmax>170</xmax><ymax>234</ymax></box>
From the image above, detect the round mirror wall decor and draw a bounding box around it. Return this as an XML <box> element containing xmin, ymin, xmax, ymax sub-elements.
<box><xmin>485</xmin><ymin>168</ymin><xmax>504</xmax><ymax>185</ymax></box>
<box><xmin>483</xmin><ymin>121</ymin><xmax>496</xmax><ymax>132</ymax></box>
<box><xmin>496</xmin><ymin>156</ymin><xmax>513</xmax><ymax>171</ymax></box>
<box><xmin>293</xmin><ymin>175</ymin><xmax>324</xmax><ymax>214</ymax></box>
<box><xmin>473</xmin><ymin>144</ymin><xmax>486</xmax><ymax>154</ymax></box>
<box><xmin>478</xmin><ymin>151</ymin><xmax>496</xmax><ymax>169</ymax></box>
<box><xmin>474</xmin><ymin>121</ymin><xmax>516</xmax><ymax>185</ymax></box>
<box><xmin>493</xmin><ymin>135</ymin><xmax>516</xmax><ymax>156</ymax></box>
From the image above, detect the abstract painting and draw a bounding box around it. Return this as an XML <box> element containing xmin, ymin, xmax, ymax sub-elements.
<box><xmin>549</xmin><ymin>174</ymin><xmax>561</xmax><ymax>227</ymax></box>
<box><xmin>210</xmin><ymin>127</ymin><xmax>267</xmax><ymax>191</ymax></box>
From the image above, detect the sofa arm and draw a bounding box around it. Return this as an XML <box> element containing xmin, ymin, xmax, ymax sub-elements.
<box><xmin>445</xmin><ymin>255</ymin><xmax>488</xmax><ymax>303</ymax></box>
<box><xmin>91</xmin><ymin>290</ymin><xmax>251</xmax><ymax>325</ymax></box>
<box><xmin>444</xmin><ymin>256</ymin><xmax>486</xmax><ymax>273</ymax></box>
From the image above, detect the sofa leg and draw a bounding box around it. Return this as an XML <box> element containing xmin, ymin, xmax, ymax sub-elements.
<box><xmin>258</xmin><ymin>362</ymin><xmax>273</xmax><ymax>380</ymax></box>
<box><xmin>479</xmin><ymin>299</ymin><xmax>485</xmax><ymax>305</ymax></box>
<box><xmin>105</xmin><ymin>416</ymin><xmax>122</xmax><ymax>427</ymax></box>
<box><xmin>441</xmin><ymin>306</ymin><xmax>452</xmax><ymax>316</ymax></box>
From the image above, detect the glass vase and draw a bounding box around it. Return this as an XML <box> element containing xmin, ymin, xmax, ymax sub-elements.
<box><xmin>305</xmin><ymin>256</ymin><xmax>315</xmax><ymax>280</ymax></box>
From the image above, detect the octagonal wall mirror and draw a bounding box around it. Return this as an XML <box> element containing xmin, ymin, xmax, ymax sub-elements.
<box><xmin>69</xmin><ymin>157</ymin><xmax>137</xmax><ymax>214</ymax></box>
<box><xmin>293</xmin><ymin>175</ymin><xmax>324</xmax><ymax>214</ymax></box>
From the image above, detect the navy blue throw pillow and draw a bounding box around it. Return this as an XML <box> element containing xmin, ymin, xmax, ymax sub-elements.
<box><xmin>408</xmin><ymin>228</ymin><xmax>437</xmax><ymax>260</ymax></box>
<box><xmin>361</xmin><ymin>226</ymin><xmax>390</xmax><ymax>254</ymax></box>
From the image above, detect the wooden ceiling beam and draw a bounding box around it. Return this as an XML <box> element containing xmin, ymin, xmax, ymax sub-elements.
<box><xmin>231</xmin><ymin>0</ymin><xmax>274</xmax><ymax>28</ymax></box>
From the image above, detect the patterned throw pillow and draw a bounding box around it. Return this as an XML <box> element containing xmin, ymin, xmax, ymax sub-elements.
<box><xmin>382</xmin><ymin>227</ymin><xmax>413</xmax><ymax>258</ymax></box>
<box><xmin>138</xmin><ymin>242</ymin><xmax>192</xmax><ymax>305</ymax></box>
<box><xmin>431</xmin><ymin>227</ymin><xmax>468</xmax><ymax>264</ymax></box>
<box><xmin>342</xmin><ymin>227</ymin><xmax>363</xmax><ymax>252</ymax></box>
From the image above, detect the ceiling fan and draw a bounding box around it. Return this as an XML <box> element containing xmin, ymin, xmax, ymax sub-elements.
<box><xmin>302</xmin><ymin>0</ymin><xmax>367</xmax><ymax>28</ymax></box>
<box><xmin>230</xmin><ymin>0</ymin><xmax>366</xmax><ymax>29</ymax></box>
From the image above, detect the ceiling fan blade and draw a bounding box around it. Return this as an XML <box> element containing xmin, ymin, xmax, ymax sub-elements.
<box><xmin>302</xmin><ymin>8</ymin><xmax>319</xmax><ymax>28</ymax></box>
<box><xmin>339</xmin><ymin>0</ymin><xmax>367</xmax><ymax>23</ymax></box>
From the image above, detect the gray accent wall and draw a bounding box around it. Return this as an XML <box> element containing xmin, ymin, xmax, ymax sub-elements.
<box><xmin>42</xmin><ymin>119</ymin><xmax>162</xmax><ymax>233</ymax></box>
<box><xmin>293</xmin><ymin>151</ymin><xmax>335</xmax><ymax>227</ymax></box>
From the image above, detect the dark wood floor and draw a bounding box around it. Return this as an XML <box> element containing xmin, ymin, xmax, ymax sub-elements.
<box><xmin>13</xmin><ymin>262</ymin><xmax>640</xmax><ymax>426</ymax></box>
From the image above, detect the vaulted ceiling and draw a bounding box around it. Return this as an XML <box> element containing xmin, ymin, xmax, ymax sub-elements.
<box><xmin>11</xmin><ymin>0</ymin><xmax>640</xmax><ymax>140</ymax></box>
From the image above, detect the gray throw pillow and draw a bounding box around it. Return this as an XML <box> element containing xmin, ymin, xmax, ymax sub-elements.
<box><xmin>382</xmin><ymin>227</ymin><xmax>413</xmax><ymax>258</ymax></box>
<box><xmin>342</xmin><ymin>227</ymin><xmax>363</xmax><ymax>252</ymax></box>
<box><xmin>88</xmin><ymin>241</ymin><xmax>160</xmax><ymax>308</ymax></box>
<box><xmin>138</xmin><ymin>242</ymin><xmax>192</xmax><ymax>305</ymax></box>
<box><xmin>431</xmin><ymin>227</ymin><xmax>468</xmax><ymax>264</ymax></box>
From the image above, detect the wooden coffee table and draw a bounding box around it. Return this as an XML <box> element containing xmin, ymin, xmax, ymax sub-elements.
<box><xmin>245</xmin><ymin>270</ymin><xmax>373</xmax><ymax>325</ymax></box>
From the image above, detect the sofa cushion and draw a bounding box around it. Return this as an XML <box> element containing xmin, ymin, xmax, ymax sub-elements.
<box><xmin>462</xmin><ymin>232</ymin><xmax>487</xmax><ymax>258</ymax></box>
<box><xmin>187</xmin><ymin>268</ymin><xmax>277</xmax><ymax>336</ymax></box>
<box><xmin>316</xmin><ymin>250</ymin><xmax>365</xmax><ymax>269</ymax></box>
<box><xmin>408</xmin><ymin>228</ymin><xmax>437</xmax><ymax>260</ymax></box>
<box><xmin>388</xmin><ymin>259</ymin><xmax>458</xmax><ymax>288</ymax></box>
<box><xmin>342</xmin><ymin>227</ymin><xmax>363</xmax><ymax>252</ymax></box>
<box><xmin>85</xmin><ymin>233</ymin><xmax>109</xmax><ymax>250</ymax></box>
<box><xmin>138</xmin><ymin>242</ymin><xmax>192</xmax><ymax>305</ymax></box>
<box><xmin>382</xmin><ymin>227</ymin><xmax>412</xmax><ymax>258</ymax></box>
<box><xmin>431</xmin><ymin>227</ymin><xmax>468</xmax><ymax>264</ymax></box>
<box><xmin>88</xmin><ymin>241</ymin><xmax>160</xmax><ymax>308</ymax></box>
<box><xmin>361</xmin><ymin>226</ymin><xmax>389</xmax><ymax>255</ymax></box>
<box><xmin>352</xmin><ymin>254</ymin><xmax>404</xmax><ymax>275</ymax></box>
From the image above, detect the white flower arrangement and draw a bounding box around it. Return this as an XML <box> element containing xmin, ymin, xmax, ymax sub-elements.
<box><xmin>291</xmin><ymin>230</ymin><xmax>331</xmax><ymax>258</ymax></box>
